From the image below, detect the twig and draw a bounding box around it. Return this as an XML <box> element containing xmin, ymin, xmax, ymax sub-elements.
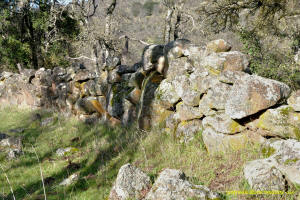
<box><xmin>0</xmin><ymin>163</ymin><xmax>16</xmax><ymax>200</ymax></box>
<box><xmin>31</xmin><ymin>145</ymin><xmax>47</xmax><ymax>200</ymax></box>
<box><xmin>119</xmin><ymin>35</ymin><xmax>150</xmax><ymax>46</ymax></box>
<box><xmin>66</xmin><ymin>56</ymin><xmax>96</xmax><ymax>62</ymax></box>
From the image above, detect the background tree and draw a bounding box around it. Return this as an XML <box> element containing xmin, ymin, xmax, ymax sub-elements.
<box><xmin>0</xmin><ymin>0</ymin><xmax>80</xmax><ymax>71</ymax></box>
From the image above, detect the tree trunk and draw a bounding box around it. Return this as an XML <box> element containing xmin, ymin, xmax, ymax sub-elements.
<box><xmin>105</xmin><ymin>0</ymin><xmax>117</xmax><ymax>37</ymax></box>
<box><xmin>164</xmin><ymin>8</ymin><xmax>174</xmax><ymax>43</ymax></box>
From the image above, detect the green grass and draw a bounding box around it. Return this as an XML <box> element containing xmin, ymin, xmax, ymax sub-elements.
<box><xmin>0</xmin><ymin>107</ymin><xmax>298</xmax><ymax>200</ymax></box>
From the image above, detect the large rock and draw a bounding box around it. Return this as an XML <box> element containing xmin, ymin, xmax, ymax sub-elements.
<box><xmin>73</xmin><ymin>70</ymin><xmax>96</xmax><ymax>82</ymax></box>
<box><xmin>145</xmin><ymin>169</ymin><xmax>219</xmax><ymax>200</ymax></box>
<box><xmin>175</xmin><ymin>120</ymin><xmax>203</xmax><ymax>143</ymax></box>
<box><xmin>199</xmin><ymin>82</ymin><xmax>232</xmax><ymax>115</ymax></box>
<box><xmin>288</xmin><ymin>90</ymin><xmax>300</xmax><ymax>111</ymax></box>
<box><xmin>269</xmin><ymin>139</ymin><xmax>300</xmax><ymax>186</ymax></box>
<box><xmin>218</xmin><ymin>70</ymin><xmax>249</xmax><ymax>84</ymax></box>
<box><xmin>244</xmin><ymin>139</ymin><xmax>300</xmax><ymax>190</ymax></box>
<box><xmin>109</xmin><ymin>164</ymin><xmax>151</xmax><ymax>200</ymax></box>
<box><xmin>202</xmin><ymin>113</ymin><xmax>245</xmax><ymax>134</ymax></box>
<box><xmin>165</xmin><ymin>113</ymin><xmax>181</xmax><ymax>135</ymax></box>
<box><xmin>176</xmin><ymin>102</ymin><xmax>203</xmax><ymax>121</ymax></box>
<box><xmin>164</xmin><ymin>57</ymin><xmax>194</xmax><ymax>80</ymax></box>
<box><xmin>189</xmin><ymin>69</ymin><xmax>218</xmax><ymax>99</ymax></box>
<box><xmin>200</xmin><ymin>51</ymin><xmax>249</xmax><ymax>73</ymax></box>
<box><xmin>202</xmin><ymin>128</ymin><xmax>264</xmax><ymax>154</ymax></box>
<box><xmin>225</xmin><ymin>75</ymin><xmax>291</xmax><ymax>119</ymax></box>
<box><xmin>142</xmin><ymin>44</ymin><xmax>164</xmax><ymax>72</ymax></box>
<box><xmin>155</xmin><ymin>79</ymin><xmax>181</xmax><ymax>109</ymax></box>
<box><xmin>206</xmin><ymin>39</ymin><xmax>231</xmax><ymax>53</ymax></box>
<box><xmin>244</xmin><ymin>158</ymin><xmax>286</xmax><ymax>191</ymax></box>
<box><xmin>255</xmin><ymin>105</ymin><xmax>300</xmax><ymax>139</ymax></box>
<box><xmin>32</xmin><ymin>68</ymin><xmax>52</xmax><ymax>87</ymax></box>
<box><xmin>164</xmin><ymin>39</ymin><xmax>193</xmax><ymax>60</ymax></box>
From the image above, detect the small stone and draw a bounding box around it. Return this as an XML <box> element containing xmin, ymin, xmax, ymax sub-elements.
<box><xmin>7</xmin><ymin>148</ymin><xmax>22</xmax><ymax>160</ymax></box>
<box><xmin>59</xmin><ymin>173</ymin><xmax>79</xmax><ymax>186</ymax></box>
<box><xmin>8</xmin><ymin>128</ymin><xmax>25</xmax><ymax>134</ymax></box>
<box><xmin>56</xmin><ymin>147</ymin><xmax>73</xmax><ymax>157</ymax></box>
<box><xmin>109</xmin><ymin>163</ymin><xmax>151</xmax><ymax>200</ymax></box>
<box><xmin>41</xmin><ymin>117</ymin><xmax>55</xmax><ymax>127</ymax></box>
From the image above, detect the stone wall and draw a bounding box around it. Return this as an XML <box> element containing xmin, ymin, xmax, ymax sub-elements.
<box><xmin>0</xmin><ymin>38</ymin><xmax>299</xmax><ymax>134</ymax></box>
<box><xmin>1</xmin><ymin>38</ymin><xmax>300</xmax><ymax>191</ymax></box>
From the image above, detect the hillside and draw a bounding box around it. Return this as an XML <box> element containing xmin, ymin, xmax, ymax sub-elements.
<box><xmin>0</xmin><ymin>107</ymin><xmax>289</xmax><ymax>200</ymax></box>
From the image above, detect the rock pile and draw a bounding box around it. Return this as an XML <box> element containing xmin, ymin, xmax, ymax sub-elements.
<box><xmin>109</xmin><ymin>164</ymin><xmax>220</xmax><ymax>200</ymax></box>
<box><xmin>1</xmin><ymin>38</ymin><xmax>300</xmax><ymax>192</ymax></box>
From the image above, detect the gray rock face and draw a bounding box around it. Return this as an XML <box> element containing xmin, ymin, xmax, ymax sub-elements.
<box><xmin>155</xmin><ymin>79</ymin><xmax>181</xmax><ymax>109</ymax></box>
<box><xmin>225</xmin><ymin>75</ymin><xmax>291</xmax><ymax>119</ymax></box>
<box><xmin>244</xmin><ymin>158</ymin><xmax>286</xmax><ymax>191</ymax></box>
<box><xmin>175</xmin><ymin>120</ymin><xmax>203</xmax><ymax>143</ymax></box>
<box><xmin>145</xmin><ymin>169</ymin><xmax>219</xmax><ymax>200</ymax></box>
<box><xmin>164</xmin><ymin>57</ymin><xmax>193</xmax><ymax>80</ymax></box>
<box><xmin>288</xmin><ymin>90</ymin><xmax>300</xmax><ymax>111</ymax></box>
<box><xmin>202</xmin><ymin>113</ymin><xmax>245</xmax><ymax>134</ymax></box>
<box><xmin>255</xmin><ymin>105</ymin><xmax>300</xmax><ymax>139</ymax></box>
<box><xmin>200</xmin><ymin>51</ymin><xmax>249</xmax><ymax>73</ymax></box>
<box><xmin>206</xmin><ymin>39</ymin><xmax>231</xmax><ymax>53</ymax></box>
<box><xmin>218</xmin><ymin>70</ymin><xmax>249</xmax><ymax>84</ymax></box>
<box><xmin>188</xmin><ymin>69</ymin><xmax>218</xmax><ymax>98</ymax></box>
<box><xmin>244</xmin><ymin>139</ymin><xmax>300</xmax><ymax>190</ymax></box>
<box><xmin>73</xmin><ymin>70</ymin><xmax>96</xmax><ymax>82</ymax></box>
<box><xmin>109</xmin><ymin>163</ymin><xmax>151</xmax><ymax>200</ymax></box>
<box><xmin>176</xmin><ymin>102</ymin><xmax>203</xmax><ymax>121</ymax></box>
<box><xmin>269</xmin><ymin>139</ymin><xmax>300</xmax><ymax>186</ymax></box>
<box><xmin>199</xmin><ymin>82</ymin><xmax>232</xmax><ymax>113</ymax></box>
<box><xmin>202</xmin><ymin>128</ymin><xmax>250</xmax><ymax>154</ymax></box>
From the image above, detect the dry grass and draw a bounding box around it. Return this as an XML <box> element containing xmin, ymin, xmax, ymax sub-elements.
<box><xmin>0</xmin><ymin>107</ymin><xmax>298</xmax><ymax>200</ymax></box>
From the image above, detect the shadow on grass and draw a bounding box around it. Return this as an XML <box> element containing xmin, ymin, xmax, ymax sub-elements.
<box><xmin>1</xmin><ymin>108</ymin><xmax>147</xmax><ymax>199</ymax></box>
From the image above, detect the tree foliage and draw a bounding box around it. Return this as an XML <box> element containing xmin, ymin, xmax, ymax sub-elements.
<box><xmin>0</xmin><ymin>0</ymin><xmax>80</xmax><ymax>71</ymax></box>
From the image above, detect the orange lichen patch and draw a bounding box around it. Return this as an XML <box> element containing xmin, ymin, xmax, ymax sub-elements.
<box><xmin>150</xmin><ymin>74</ymin><xmax>164</xmax><ymax>83</ymax></box>
<box><xmin>51</xmin><ymin>82</ymin><xmax>56</xmax><ymax>93</ymax></box>
<box><xmin>109</xmin><ymin>117</ymin><xmax>121</xmax><ymax>127</ymax></box>
<box><xmin>129</xmin><ymin>88</ymin><xmax>142</xmax><ymax>104</ymax></box>
<box><xmin>89</xmin><ymin>99</ymin><xmax>106</xmax><ymax>115</ymax></box>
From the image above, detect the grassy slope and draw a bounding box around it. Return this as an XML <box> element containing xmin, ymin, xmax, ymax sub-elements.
<box><xmin>0</xmin><ymin>107</ymin><xmax>297</xmax><ymax>200</ymax></box>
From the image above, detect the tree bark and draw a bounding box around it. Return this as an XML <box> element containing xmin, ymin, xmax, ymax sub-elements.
<box><xmin>105</xmin><ymin>0</ymin><xmax>117</xmax><ymax>37</ymax></box>
<box><xmin>164</xmin><ymin>8</ymin><xmax>174</xmax><ymax>43</ymax></box>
